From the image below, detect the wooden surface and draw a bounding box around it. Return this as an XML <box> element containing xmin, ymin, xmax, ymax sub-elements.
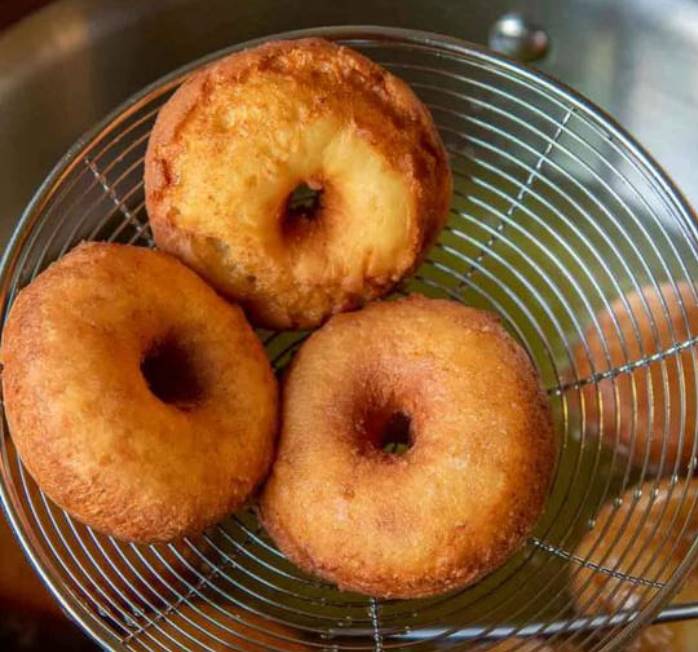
<box><xmin>0</xmin><ymin>0</ymin><xmax>53</xmax><ymax>30</ymax></box>
<box><xmin>0</xmin><ymin>511</ymin><xmax>95</xmax><ymax>649</ymax></box>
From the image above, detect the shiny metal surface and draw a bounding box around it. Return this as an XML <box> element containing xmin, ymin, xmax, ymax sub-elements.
<box><xmin>488</xmin><ymin>12</ymin><xmax>549</xmax><ymax>62</ymax></box>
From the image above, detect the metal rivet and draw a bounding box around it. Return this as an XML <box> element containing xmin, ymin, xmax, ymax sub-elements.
<box><xmin>489</xmin><ymin>12</ymin><xmax>550</xmax><ymax>62</ymax></box>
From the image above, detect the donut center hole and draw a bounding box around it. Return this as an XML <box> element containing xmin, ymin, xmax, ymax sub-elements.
<box><xmin>363</xmin><ymin>409</ymin><xmax>413</xmax><ymax>456</ymax></box>
<box><xmin>282</xmin><ymin>182</ymin><xmax>323</xmax><ymax>236</ymax></box>
<box><xmin>141</xmin><ymin>338</ymin><xmax>203</xmax><ymax>409</ymax></box>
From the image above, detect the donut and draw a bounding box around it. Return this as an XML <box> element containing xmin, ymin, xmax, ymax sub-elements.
<box><xmin>574</xmin><ymin>282</ymin><xmax>698</xmax><ymax>471</ymax></box>
<box><xmin>145</xmin><ymin>38</ymin><xmax>452</xmax><ymax>329</ymax></box>
<box><xmin>570</xmin><ymin>479</ymin><xmax>698</xmax><ymax>651</ymax></box>
<box><xmin>130</xmin><ymin>600</ymin><xmax>309</xmax><ymax>651</ymax></box>
<box><xmin>1</xmin><ymin>243</ymin><xmax>277</xmax><ymax>543</ymax></box>
<box><xmin>260</xmin><ymin>295</ymin><xmax>555</xmax><ymax>598</ymax></box>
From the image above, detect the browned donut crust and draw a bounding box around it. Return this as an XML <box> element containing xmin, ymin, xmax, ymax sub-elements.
<box><xmin>260</xmin><ymin>295</ymin><xmax>555</xmax><ymax>598</ymax></box>
<box><xmin>145</xmin><ymin>38</ymin><xmax>452</xmax><ymax>329</ymax></box>
<box><xmin>1</xmin><ymin>243</ymin><xmax>278</xmax><ymax>543</ymax></box>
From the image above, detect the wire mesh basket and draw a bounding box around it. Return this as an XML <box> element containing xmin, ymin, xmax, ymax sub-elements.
<box><xmin>1</xmin><ymin>25</ymin><xmax>698</xmax><ymax>652</ymax></box>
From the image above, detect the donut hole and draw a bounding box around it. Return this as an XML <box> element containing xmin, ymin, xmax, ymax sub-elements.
<box><xmin>282</xmin><ymin>181</ymin><xmax>324</xmax><ymax>238</ymax></box>
<box><xmin>361</xmin><ymin>408</ymin><xmax>413</xmax><ymax>456</ymax></box>
<box><xmin>141</xmin><ymin>338</ymin><xmax>204</xmax><ymax>409</ymax></box>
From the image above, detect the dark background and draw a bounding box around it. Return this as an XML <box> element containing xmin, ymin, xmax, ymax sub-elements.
<box><xmin>0</xmin><ymin>1</ymin><xmax>50</xmax><ymax>30</ymax></box>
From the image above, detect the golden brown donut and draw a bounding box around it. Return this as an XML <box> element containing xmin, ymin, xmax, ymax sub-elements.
<box><xmin>1</xmin><ymin>243</ymin><xmax>277</xmax><ymax>543</ymax></box>
<box><xmin>570</xmin><ymin>479</ymin><xmax>698</xmax><ymax>651</ymax></box>
<box><xmin>260</xmin><ymin>295</ymin><xmax>555</xmax><ymax>598</ymax></box>
<box><xmin>145</xmin><ymin>38</ymin><xmax>452</xmax><ymax>329</ymax></box>
<box><xmin>129</xmin><ymin>599</ymin><xmax>309</xmax><ymax>651</ymax></box>
<box><xmin>575</xmin><ymin>282</ymin><xmax>698</xmax><ymax>472</ymax></box>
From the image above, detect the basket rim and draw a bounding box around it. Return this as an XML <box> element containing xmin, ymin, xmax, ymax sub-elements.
<box><xmin>1</xmin><ymin>24</ymin><xmax>697</xmax><ymax>651</ymax></box>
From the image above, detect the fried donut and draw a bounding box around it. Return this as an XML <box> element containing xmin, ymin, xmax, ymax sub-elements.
<box><xmin>261</xmin><ymin>295</ymin><xmax>555</xmax><ymax>598</ymax></box>
<box><xmin>145</xmin><ymin>38</ymin><xmax>452</xmax><ymax>329</ymax></box>
<box><xmin>571</xmin><ymin>479</ymin><xmax>698</xmax><ymax>652</ymax></box>
<box><xmin>1</xmin><ymin>243</ymin><xmax>277</xmax><ymax>543</ymax></box>
<box><xmin>575</xmin><ymin>282</ymin><xmax>698</xmax><ymax>471</ymax></box>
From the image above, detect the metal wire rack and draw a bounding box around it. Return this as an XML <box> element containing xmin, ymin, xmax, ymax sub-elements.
<box><xmin>1</xmin><ymin>25</ymin><xmax>698</xmax><ymax>652</ymax></box>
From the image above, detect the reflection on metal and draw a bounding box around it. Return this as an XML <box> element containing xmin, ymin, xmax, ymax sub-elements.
<box><xmin>489</xmin><ymin>12</ymin><xmax>549</xmax><ymax>62</ymax></box>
